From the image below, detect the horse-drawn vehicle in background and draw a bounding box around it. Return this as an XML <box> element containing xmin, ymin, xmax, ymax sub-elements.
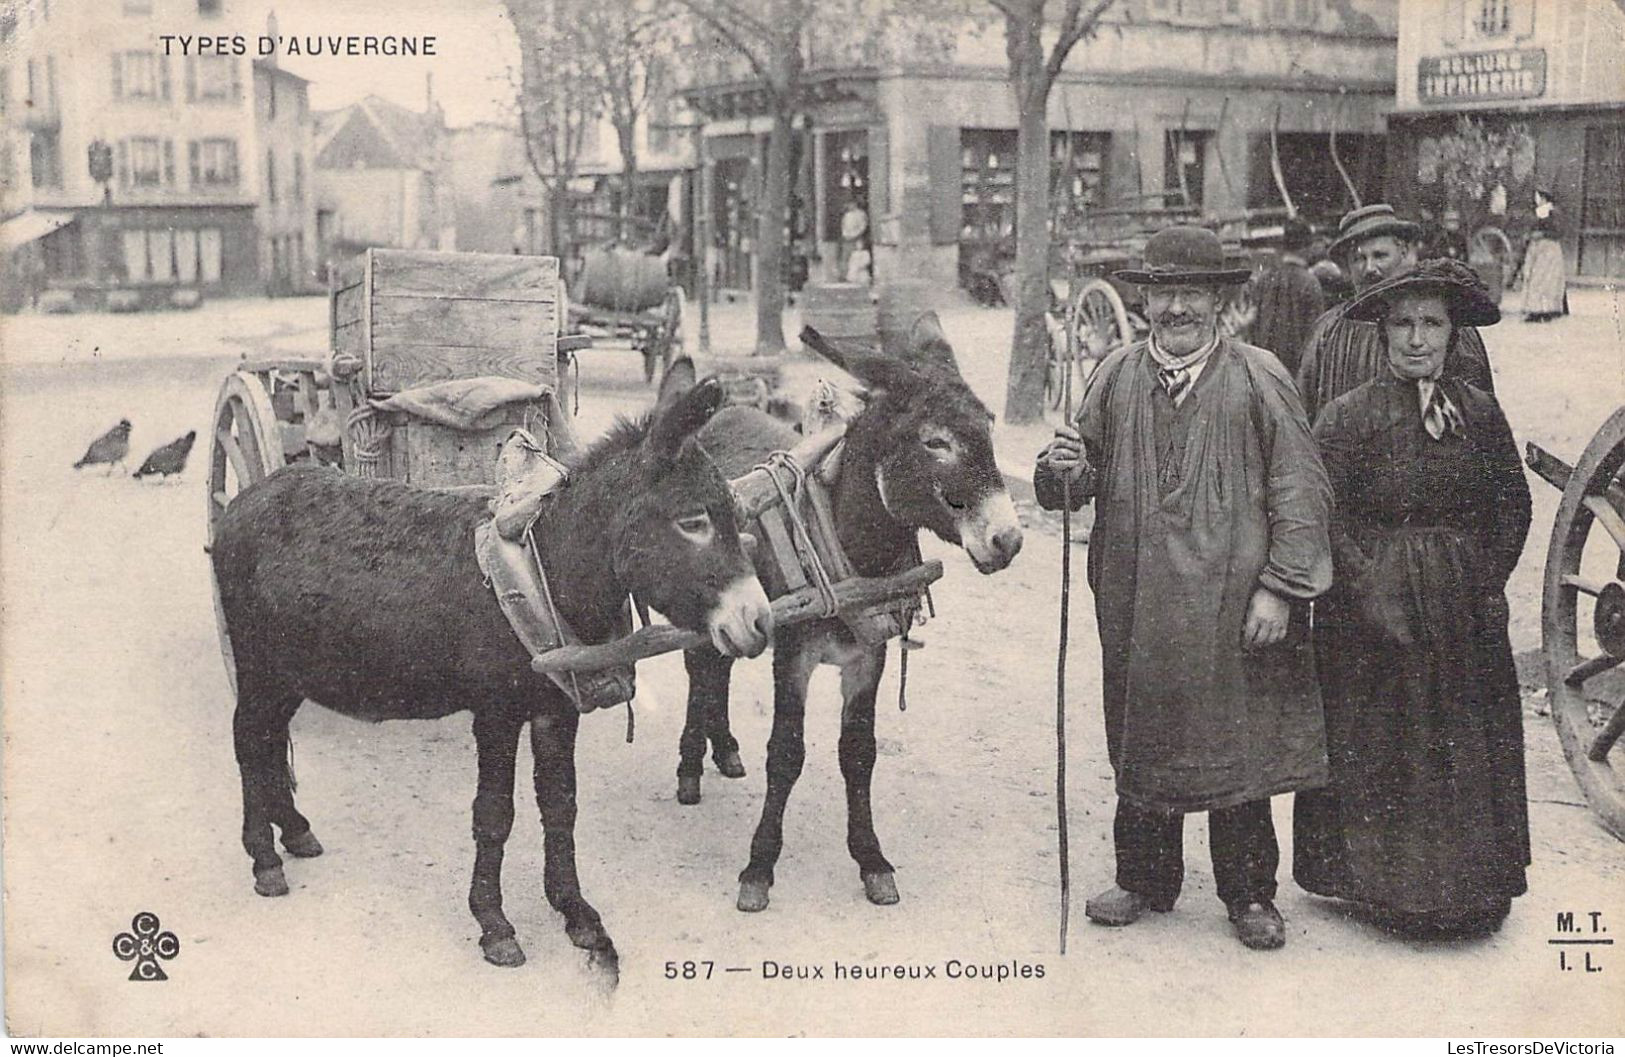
<box><xmin>1041</xmin><ymin>204</ymin><xmax>1291</xmax><ymax>409</ymax></box>
<box><xmin>568</xmin><ymin>244</ymin><xmax>686</xmax><ymax>384</ymax></box>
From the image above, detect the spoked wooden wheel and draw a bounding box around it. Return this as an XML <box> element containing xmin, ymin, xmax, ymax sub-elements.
<box><xmin>1541</xmin><ymin>407</ymin><xmax>1625</xmax><ymax>840</ymax></box>
<box><xmin>205</xmin><ymin>372</ymin><xmax>285</xmax><ymax>693</ymax></box>
<box><xmin>1072</xmin><ymin>279</ymin><xmax>1131</xmax><ymax>367</ymax></box>
<box><xmin>1043</xmin><ymin>311</ymin><xmax>1070</xmax><ymax>411</ymax></box>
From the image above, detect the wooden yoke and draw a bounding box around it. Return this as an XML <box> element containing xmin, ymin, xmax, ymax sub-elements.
<box><xmin>530</xmin><ymin>420</ymin><xmax>943</xmax><ymax>675</ymax></box>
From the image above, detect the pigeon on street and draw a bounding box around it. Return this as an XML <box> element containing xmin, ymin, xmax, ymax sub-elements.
<box><xmin>73</xmin><ymin>419</ymin><xmax>132</xmax><ymax>474</ymax></box>
<box><xmin>133</xmin><ymin>431</ymin><xmax>198</xmax><ymax>481</ymax></box>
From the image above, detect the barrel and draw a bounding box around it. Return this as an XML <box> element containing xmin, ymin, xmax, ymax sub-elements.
<box><xmin>876</xmin><ymin>278</ymin><xmax>937</xmax><ymax>354</ymax></box>
<box><xmin>800</xmin><ymin>282</ymin><xmax>877</xmax><ymax>342</ymax></box>
<box><xmin>576</xmin><ymin>247</ymin><xmax>668</xmax><ymax>314</ymax></box>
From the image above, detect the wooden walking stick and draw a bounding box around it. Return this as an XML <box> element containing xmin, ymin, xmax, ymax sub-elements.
<box><xmin>1056</xmin><ymin>262</ymin><xmax>1078</xmax><ymax>956</ymax></box>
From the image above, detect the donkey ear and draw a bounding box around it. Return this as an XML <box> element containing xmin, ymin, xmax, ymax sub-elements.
<box><xmin>800</xmin><ymin>325</ymin><xmax>916</xmax><ymax>394</ymax></box>
<box><xmin>650</xmin><ymin>377</ymin><xmax>725</xmax><ymax>458</ymax></box>
<box><xmin>904</xmin><ymin>311</ymin><xmax>961</xmax><ymax>374</ymax></box>
<box><xmin>656</xmin><ymin>355</ymin><xmax>698</xmax><ymax>412</ymax></box>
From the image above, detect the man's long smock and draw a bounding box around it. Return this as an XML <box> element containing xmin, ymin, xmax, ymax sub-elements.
<box><xmin>1035</xmin><ymin>339</ymin><xmax>1334</xmax><ymax>813</ymax></box>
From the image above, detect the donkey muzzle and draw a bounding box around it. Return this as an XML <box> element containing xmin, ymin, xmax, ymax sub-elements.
<box><xmin>708</xmin><ymin>575</ymin><xmax>773</xmax><ymax>658</ymax></box>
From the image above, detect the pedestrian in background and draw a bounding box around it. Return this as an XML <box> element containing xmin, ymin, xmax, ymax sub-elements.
<box><xmin>1293</xmin><ymin>260</ymin><xmax>1532</xmax><ymax>937</ymax></box>
<box><xmin>1520</xmin><ymin>188</ymin><xmax>1569</xmax><ymax>323</ymax></box>
<box><xmin>1246</xmin><ymin>218</ymin><xmax>1325</xmax><ymax>375</ymax></box>
<box><xmin>1032</xmin><ymin>226</ymin><xmax>1333</xmax><ymax>952</ymax></box>
<box><xmin>1296</xmin><ymin>204</ymin><xmax>1495</xmax><ymax>424</ymax></box>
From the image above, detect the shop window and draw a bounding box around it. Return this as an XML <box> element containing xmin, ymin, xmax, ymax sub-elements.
<box><xmin>199</xmin><ymin>228</ymin><xmax>223</xmax><ymax>283</ymax></box>
<box><xmin>176</xmin><ymin>229</ymin><xmax>198</xmax><ymax>282</ymax></box>
<box><xmin>1050</xmin><ymin>130</ymin><xmax>1109</xmax><ymax>219</ymax></box>
<box><xmin>960</xmin><ymin>128</ymin><xmax>1017</xmax><ymax>246</ymax></box>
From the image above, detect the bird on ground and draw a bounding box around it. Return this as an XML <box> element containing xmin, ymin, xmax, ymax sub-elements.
<box><xmin>133</xmin><ymin>430</ymin><xmax>198</xmax><ymax>482</ymax></box>
<box><xmin>73</xmin><ymin>419</ymin><xmax>132</xmax><ymax>474</ymax></box>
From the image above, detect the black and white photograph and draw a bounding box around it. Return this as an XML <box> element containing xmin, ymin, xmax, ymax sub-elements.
<box><xmin>1</xmin><ymin>0</ymin><xmax>1622</xmax><ymax>1039</ymax></box>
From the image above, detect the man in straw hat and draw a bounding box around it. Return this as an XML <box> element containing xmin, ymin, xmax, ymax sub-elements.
<box><xmin>1296</xmin><ymin>204</ymin><xmax>1494</xmax><ymax>424</ymax></box>
<box><xmin>1032</xmin><ymin>226</ymin><xmax>1333</xmax><ymax>951</ymax></box>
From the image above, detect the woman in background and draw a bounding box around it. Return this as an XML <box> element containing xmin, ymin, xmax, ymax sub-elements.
<box><xmin>1520</xmin><ymin>188</ymin><xmax>1569</xmax><ymax>323</ymax></box>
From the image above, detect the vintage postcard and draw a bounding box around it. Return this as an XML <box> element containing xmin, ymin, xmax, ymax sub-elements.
<box><xmin>2</xmin><ymin>0</ymin><xmax>1622</xmax><ymax>1039</ymax></box>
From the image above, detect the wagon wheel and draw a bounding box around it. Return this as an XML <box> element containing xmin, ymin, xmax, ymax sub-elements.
<box><xmin>205</xmin><ymin>372</ymin><xmax>286</xmax><ymax>693</ymax></box>
<box><xmin>1043</xmin><ymin>311</ymin><xmax>1070</xmax><ymax>411</ymax></box>
<box><xmin>1071</xmin><ymin>279</ymin><xmax>1131</xmax><ymax>368</ymax></box>
<box><xmin>1472</xmin><ymin>225</ymin><xmax>1516</xmax><ymax>287</ymax></box>
<box><xmin>1541</xmin><ymin>407</ymin><xmax>1625</xmax><ymax>841</ymax></box>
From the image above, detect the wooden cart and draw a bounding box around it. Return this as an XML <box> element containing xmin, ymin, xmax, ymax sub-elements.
<box><xmin>1527</xmin><ymin>416</ymin><xmax>1625</xmax><ymax>841</ymax></box>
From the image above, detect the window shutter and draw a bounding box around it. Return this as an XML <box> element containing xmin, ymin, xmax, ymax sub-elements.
<box><xmin>228</xmin><ymin>140</ymin><xmax>238</xmax><ymax>184</ymax></box>
<box><xmin>159</xmin><ymin>54</ymin><xmax>170</xmax><ymax>100</ymax></box>
<box><xmin>116</xmin><ymin>139</ymin><xmax>128</xmax><ymax>187</ymax></box>
<box><xmin>867</xmin><ymin>123</ymin><xmax>889</xmax><ymax>225</ymax></box>
<box><xmin>163</xmin><ymin>140</ymin><xmax>173</xmax><ymax>185</ymax></box>
<box><xmin>928</xmin><ymin>125</ymin><xmax>961</xmax><ymax>246</ymax></box>
<box><xmin>185</xmin><ymin>56</ymin><xmax>195</xmax><ymax>101</ymax></box>
<box><xmin>189</xmin><ymin>141</ymin><xmax>199</xmax><ymax>186</ymax></box>
<box><xmin>231</xmin><ymin>59</ymin><xmax>241</xmax><ymax>101</ymax></box>
<box><xmin>111</xmin><ymin>52</ymin><xmax>122</xmax><ymax>98</ymax></box>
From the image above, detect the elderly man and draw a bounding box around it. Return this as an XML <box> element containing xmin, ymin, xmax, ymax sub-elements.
<box><xmin>1296</xmin><ymin>204</ymin><xmax>1494</xmax><ymax>424</ymax></box>
<box><xmin>1033</xmin><ymin>226</ymin><xmax>1333</xmax><ymax>951</ymax></box>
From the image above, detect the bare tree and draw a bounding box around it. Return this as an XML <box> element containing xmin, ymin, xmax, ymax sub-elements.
<box><xmin>577</xmin><ymin>0</ymin><xmax>678</xmax><ymax>244</ymax></box>
<box><xmin>504</xmin><ymin>0</ymin><xmax>606</xmax><ymax>259</ymax></box>
<box><xmin>670</xmin><ymin>0</ymin><xmax>809</xmax><ymax>355</ymax></box>
<box><xmin>991</xmin><ymin>0</ymin><xmax>1116</xmax><ymax>425</ymax></box>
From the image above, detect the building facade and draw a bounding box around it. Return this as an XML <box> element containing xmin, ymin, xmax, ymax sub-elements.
<box><xmin>0</xmin><ymin>0</ymin><xmax>316</xmax><ymax>309</ymax></box>
<box><xmin>312</xmin><ymin>89</ymin><xmax>455</xmax><ymax>277</ymax></box>
<box><xmin>683</xmin><ymin>0</ymin><xmax>1397</xmax><ymax>292</ymax></box>
<box><xmin>1385</xmin><ymin>0</ymin><xmax>1625</xmax><ymax>279</ymax></box>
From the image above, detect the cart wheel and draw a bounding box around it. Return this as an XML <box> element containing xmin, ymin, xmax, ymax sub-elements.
<box><xmin>1541</xmin><ymin>407</ymin><xmax>1625</xmax><ymax>841</ymax></box>
<box><xmin>1072</xmin><ymin>279</ymin><xmax>1131</xmax><ymax>368</ymax></box>
<box><xmin>206</xmin><ymin>372</ymin><xmax>286</xmax><ymax>694</ymax></box>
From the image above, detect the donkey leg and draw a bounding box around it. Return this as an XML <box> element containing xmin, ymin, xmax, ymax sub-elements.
<box><xmin>839</xmin><ymin>646</ymin><xmax>898</xmax><ymax>905</ymax></box>
<box><xmin>737</xmin><ymin>638</ymin><xmax>817</xmax><ymax>912</ymax></box>
<box><xmin>532</xmin><ymin>707</ymin><xmax>618</xmax><ymax>977</ymax></box>
<box><xmin>678</xmin><ymin>647</ymin><xmax>736</xmax><ymax>805</ymax></box>
<box><xmin>264</xmin><ymin>699</ymin><xmax>320</xmax><ymax>859</ymax></box>
<box><xmin>233</xmin><ymin>673</ymin><xmax>302</xmax><ymax>898</ymax></box>
<box><xmin>469</xmin><ymin>709</ymin><xmax>526</xmax><ymax>967</ymax></box>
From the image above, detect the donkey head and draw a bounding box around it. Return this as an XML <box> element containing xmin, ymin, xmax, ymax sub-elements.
<box><xmin>802</xmin><ymin>314</ymin><xmax>1023</xmax><ymax>574</ymax></box>
<box><xmin>613</xmin><ymin>376</ymin><xmax>772</xmax><ymax>658</ymax></box>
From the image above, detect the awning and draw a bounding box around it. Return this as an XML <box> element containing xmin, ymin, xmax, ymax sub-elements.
<box><xmin>2</xmin><ymin>210</ymin><xmax>76</xmax><ymax>254</ymax></box>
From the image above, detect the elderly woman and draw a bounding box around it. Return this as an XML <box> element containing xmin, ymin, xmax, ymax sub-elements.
<box><xmin>1293</xmin><ymin>259</ymin><xmax>1533</xmax><ymax>937</ymax></box>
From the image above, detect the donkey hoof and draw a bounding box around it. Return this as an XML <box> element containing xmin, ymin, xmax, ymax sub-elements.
<box><xmin>588</xmin><ymin>943</ymin><xmax>620</xmax><ymax>981</ymax></box>
<box><xmin>714</xmin><ymin>751</ymin><xmax>746</xmax><ymax>779</ymax></box>
<box><xmin>676</xmin><ymin>776</ymin><xmax>702</xmax><ymax>805</ymax></box>
<box><xmin>253</xmin><ymin>865</ymin><xmax>289</xmax><ymax>898</ymax></box>
<box><xmin>281</xmin><ymin>830</ymin><xmax>324</xmax><ymax>858</ymax></box>
<box><xmin>863</xmin><ymin>872</ymin><xmax>900</xmax><ymax>906</ymax></box>
<box><xmin>481</xmin><ymin>935</ymin><xmax>527</xmax><ymax>968</ymax></box>
<box><xmin>737</xmin><ymin>879</ymin><xmax>771</xmax><ymax>913</ymax></box>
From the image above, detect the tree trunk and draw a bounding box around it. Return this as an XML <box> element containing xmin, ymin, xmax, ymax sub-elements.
<box><xmin>1003</xmin><ymin>22</ymin><xmax>1052</xmax><ymax>425</ymax></box>
<box><xmin>754</xmin><ymin>100</ymin><xmax>792</xmax><ymax>355</ymax></box>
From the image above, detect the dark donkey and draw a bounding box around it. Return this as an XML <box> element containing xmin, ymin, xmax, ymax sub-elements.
<box><xmin>671</xmin><ymin>313</ymin><xmax>1024</xmax><ymax>912</ymax></box>
<box><xmin>210</xmin><ymin>380</ymin><xmax>771</xmax><ymax>974</ymax></box>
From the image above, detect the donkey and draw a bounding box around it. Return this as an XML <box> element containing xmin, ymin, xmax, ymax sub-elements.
<box><xmin>209</xmin><ymin>380</ymin><xmax>771</xmax><ymax>975</ymax></box>
<box><xmin>669</xmin><ymin>313</ymin><xmax>1024</xmax><ymax>912</ymax></box>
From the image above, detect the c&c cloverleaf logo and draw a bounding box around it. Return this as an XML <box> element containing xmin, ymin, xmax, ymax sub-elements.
<box><xmin>112</xmin><ymin>911</ymin><xmax>180</xmax><ymax>981</ymax></box>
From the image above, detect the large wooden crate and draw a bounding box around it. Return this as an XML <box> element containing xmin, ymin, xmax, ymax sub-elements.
<box><xmin>331</xmin><ymin>248</ymin><xmax>560</xmax><ymax>396</ymax></box>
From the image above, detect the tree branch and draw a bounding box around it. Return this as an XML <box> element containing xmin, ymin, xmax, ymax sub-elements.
<box><xmin>1045</xmin><ymin>0</ymin><xmax>1115</xmax><ymax>86</ymax></box>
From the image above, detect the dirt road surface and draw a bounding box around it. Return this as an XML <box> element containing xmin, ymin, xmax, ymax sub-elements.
<box><xmin>3</xmin><ymin>293</ymin><xmax>1622</xmax><ymax>1036</ymax></box>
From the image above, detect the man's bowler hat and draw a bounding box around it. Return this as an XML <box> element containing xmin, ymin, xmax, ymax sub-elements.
<box><xmin>1114</xmin><ymin>225</ymin><xmax>1251</xmax><ymax>287</ymax></box>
